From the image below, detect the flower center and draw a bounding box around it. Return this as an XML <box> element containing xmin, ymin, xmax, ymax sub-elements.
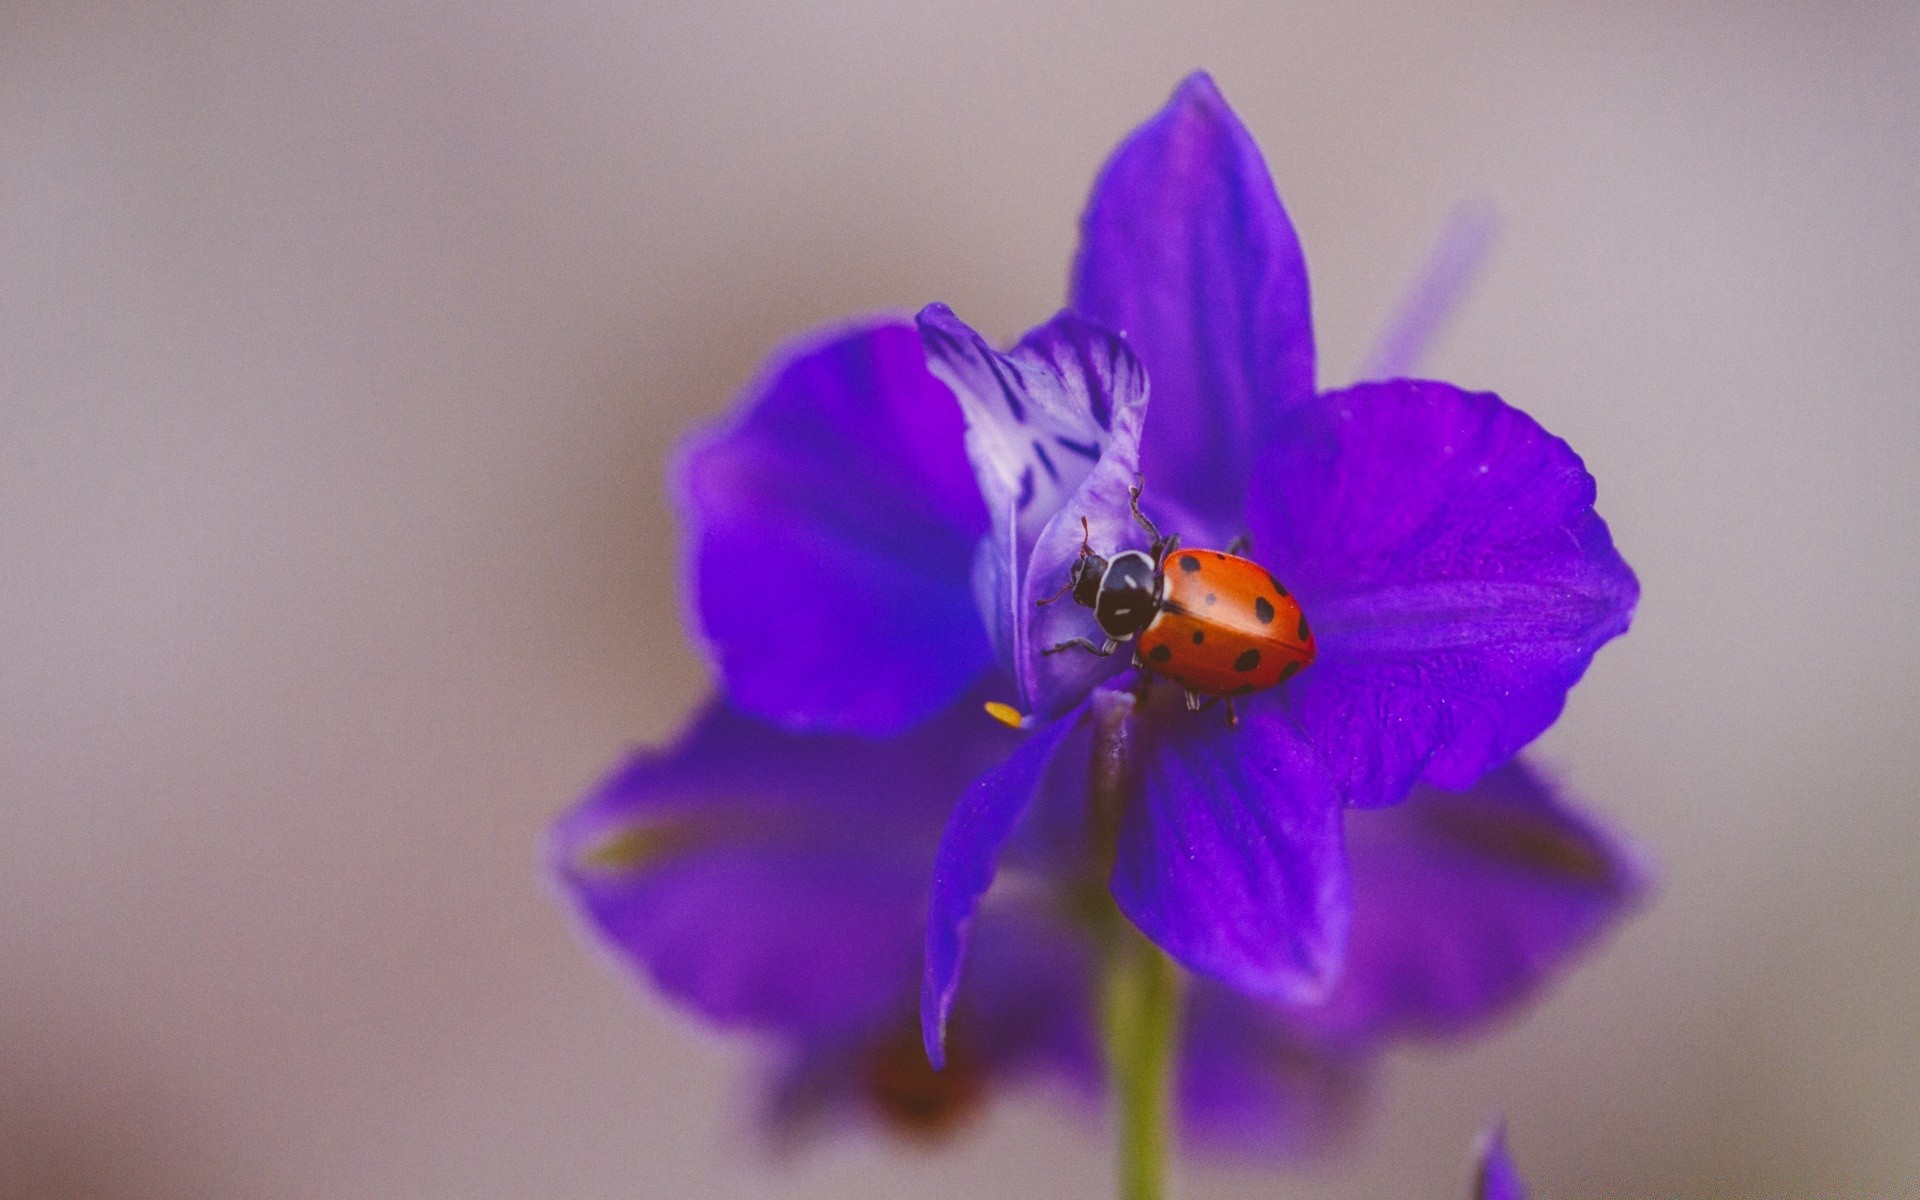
<box><xmin>862</xmin><ymin>1028</ymin><xmax>987</xmax><ymax>1140</ymax></box>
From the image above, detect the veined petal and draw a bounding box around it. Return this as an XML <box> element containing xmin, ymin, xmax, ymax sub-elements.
<box><xmin>1250</xmin><ymin>380</ymin><xmax>1639</xmax><ymax>807</ymax></box>
<box><xmin>1071</xmin><ymin>71</ymin><xmax>1315</xmax><ymax>546</ymax></box>
<box><xmin>681</xmin><ymin>319</ymin><xmax>992</xmax><ymax>736</ymax></box>
<box><xmin>1110</xmin><ymin>698</ymin><xmax>1349</xmax><ymax>1004</ymax></box>
<box><xmin>1176</xmin><ymin>982</ymin><xmax>1368</xmax><ymax>1161</ymax></box>
<box><xmin>1474</xmin><ymin>1119</ymin><xmax>1531</xmax><ymax>1200</ymax></box>
<box><xmin>548</xmin><ymin>697</ymin><xmax>1019</xmax><ymax>1036</ymax></box>
<box><xmin>918</xmin><ymin>305</ymin><xmax>1151</xmax><ymax>715</ymax></box>
<box><xmin>922</xmin><ymin>706</ymin><xmax>1086</xmax><ymax>1067</ymax></box>
<box><xmin>1296</xmin><ymin>760</ymin><xmax>1651</xmax><ymax>1045</ymax></box>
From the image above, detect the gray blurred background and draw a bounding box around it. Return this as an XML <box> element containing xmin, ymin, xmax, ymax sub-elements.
<box><xmin>3</xmin><ymin>2</ymin><xmax>1916</xmax><ymax>1196</ymax></box>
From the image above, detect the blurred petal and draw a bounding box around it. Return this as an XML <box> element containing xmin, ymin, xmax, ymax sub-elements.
<box><xmin>549</xmin><ymin>697</ymin><xmax>1019</xmax><ymax>1035</ymax></box>
<box><xmin>1177</xmin><ymin>982</ymin><xmax>1369</xmax><ymax>1161</ymax></box>
<box><xmin>918</xmin><ymin>305</ymin><xmax>1151</xmax><ymax>713</ymax></box>
<box><xmin>1110</xmin><ymin>699</ymin><xmax>1349</xmax><ymax>1004</ymax></box>
<box><xmin>1358</xmin><ymin>201</ymin><xmax>1499</xmax><ymax>381</ymax></box>
<box><xmin>1250</xmin><ymin>380</ymin><xmax>1639</xmax><ymax>806</ymax></box>
<box><xmin>922</xmin><ymin>707</ymin><xmax>1086</xmax><ymax>1067</ymax></box>
<box><xmin>1071</xmin><ymin>71</ymin><xmax>1315</xmax><ymax>545</ymax></box>
<box><xmin>681</xmin><ymin>319</ymin><xmax>992</xmax><ymax>736</ymax></box>
<box><xmin>1298</xmin><ymin>760</ymin><xmax>1650</xmax><ymax>1044</ymax></box>
<box><xmin>1474</xmin><ymin>1119</ymin><xmax>1531</xmax><ymax>1200</ymax></box>
<box><xmin>764</xmin><ymin>904</ymin><xmax>1099</xmax><ymax>1151</ymax></box>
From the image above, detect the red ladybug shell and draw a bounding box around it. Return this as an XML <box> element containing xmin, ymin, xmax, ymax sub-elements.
<box><xmin>1136</xmin><ymin>550</ymin><xmax>1316</xmax><ymax>697</ymax></box>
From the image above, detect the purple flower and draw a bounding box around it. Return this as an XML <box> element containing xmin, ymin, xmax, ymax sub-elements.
<box><xmin>629</xmin><ymin>70</ymin><xmax>1635</xmax><ymax>1064</ymax></box>
<box><xmin>548</xmin><ymin>701</ymin><xmax>1645</xmax><ymax>1154</ymax></box>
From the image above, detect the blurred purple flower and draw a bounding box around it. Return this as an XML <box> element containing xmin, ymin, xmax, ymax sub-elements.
<box><xmin>556</xmin><ymin>67</ymin><xmax>1641</xmax><ymax>1166</ymax></box>
<box><xmin>1474</xmin><ymin>1119</ymin><xmax>1531</xmax><ymax>1200</ymax></box>
<box><xmin>548</xmin><ymin>702</ymin><xmax>1645</xmax><ymax>1153</ymax></box>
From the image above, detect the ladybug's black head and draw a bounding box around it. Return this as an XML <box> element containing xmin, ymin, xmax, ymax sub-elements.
<box><xmin>1068</xmin><ymin>552</ymin><xmax>1109</xmax><ymax>609</ymax></box>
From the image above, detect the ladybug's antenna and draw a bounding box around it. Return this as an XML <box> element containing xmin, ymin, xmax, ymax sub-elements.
<box><xmin>1036</xmin><ymin>517</ymin><xmax>1095</xmax><ymax>607</ymax></box>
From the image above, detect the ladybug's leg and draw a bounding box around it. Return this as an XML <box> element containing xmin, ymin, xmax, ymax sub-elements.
<box><xmin>1184</xmin><ymin>688</ymin><xmax>1203</xmax><ymax>712</ymax></box>
<box><xmin>1128</xmin><ymin>478</ymin><xmax>1166</xmax><ymax>547</ymax></box>
<box><xmin>1226</xmin><ymin>533</ymin><xmax>1252</xmax><ymax>556</ymax></box>
<box><xmin>1042</xmin><ymin>637</ymin><xmax>1120</xmax><ymax>659</ymax></box>
<box><xmin>1152</xmin><ymin>533</ymin><xmax>1180</xmax><ymax>570</ymax></box>
<box><xmin>1224</xmin><ymin>698</ymin><xmax>1240</xmax><ymax>729</ymax></box>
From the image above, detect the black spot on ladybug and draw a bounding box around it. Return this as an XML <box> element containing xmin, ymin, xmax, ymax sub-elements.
<box><xmin>1234</xmin><ymin>648</ymin><xmax>1262</xmax><ymax>673</ymax></box>
<box><xmin>1297</xmin><ymin>614</ymin><xmax>1312</xmax><ymax>640</ymax></box>
<box><xmin>1148</xmin><ymin>644</ymin><xmax>1172</xmax><ymax>664</ymax></box>
<box><xmin>1279</xmin><ymin>660</ymin><xmax>1302</xmax><ymax>682</ymax></box>
<box><xmin>1178</xmin><ymin>555</ymin><xmax>1201</xmax><ymax>574</ymax></box>
<box><xmin>1205</xmin><ymin>593</ymin><xmax>1217</xmax><ymax>605</ymax></box>
<box><xmin>1191</xmin><ymin>630</ymin><xmax>1205</xmax><ymax>645</ymax></box>
<box><xmin>1263</xmin><ymin>571</ymin><xmax>1289</xmax><ymax>598</ymax></box>
<box><xmin>1254</xmin><ymin>596</ymin><xmax>1275</xmax><ymax>624</ymax></box>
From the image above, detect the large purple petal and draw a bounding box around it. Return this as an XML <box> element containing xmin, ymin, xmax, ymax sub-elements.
<box><xmin>549</xmin><ymin>697</ymin><xmax>1019</xmax><ymax>1036</ymax></box>
<box><xmin>1071</xmin><ymin>71</ymin><xmax>1314</xmax><ymax>546</ymax></box>
<box><xmin>1474</xmin><ymin>1119</ymin><xmax>1531</xmax><ymax>1200</ymax></box>
<box><xmin>922</xmin><ymin>705</ymin><xmax>1087</xmax><ymax>1067</ymax></box>
<box><xmin>1296</xmin><ymin>760</ymin><xmax>1651</xmax><ymax>1046</ymax></box>
<box><xmin>1250</xmin><ymin>380</ymin><xmax>1639</xmax><ymax>807</ymax></box>
<box><xmin>680</xmin><ymin>320</ymin><xmax>992</xmax><ymax>736</ymax></box>
<box><xmin>1176</xmin><ymin>982</ymin><xmax>1368</xmax><ymax>1160</ymax></box>
<box><xmin>1109</xmin><ymin>697</ymin><xmax>1349</xmax><ymax>1004</ymax></box>
<box><xmin>918</xmin><ymin>305</ymin><xmax>1151</xmax><ymax>715</ymax></box>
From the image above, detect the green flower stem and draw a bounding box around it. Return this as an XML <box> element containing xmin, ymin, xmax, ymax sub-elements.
<box><xmin>1085</xmin><ymin>690</ymin><xmax>1182</xmax><ymax>1200</ymax></box>
<box><xmin>1103</xmin><ymin>923</ymin><xmax>1181</xmax><ymax>1200</ymax></box>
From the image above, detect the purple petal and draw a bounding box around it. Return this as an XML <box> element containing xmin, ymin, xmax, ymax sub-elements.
<box><xmin>1474</xmin><ymin>1119</ymin><xmax>1531</xmax><ymax>1200</ymax></box>
<box><xmin>922</xmin><ymin>706</ymin><xmax>1087</xmax><ymax>1067</ymax></box>
<box><xmin>1250</xmin><ymin>380</ymin><xmax>1639</xmax><ymax>807</ymax></box>
<box><xmin>681</xmin><ymin>319</ymin><xmax>992</xmax><ymax>736</ymax></box>
<box><xmin>1109</xmin><ymin>699</ymin><xmax>1349</xmax><ymax>1004</ymax></box>
<box><xmin>1176</xmin><ymin>982</ymin><xmax>1368</xmax><ymax>1160</ymax></box>
<box><xmin>1358</xmin><ymin>201</ymin><xmax>1500</xmax><ymax>382</ymax></box>
<box><xmin>1297</xmin><ymin>760</ymin><xmax>1651</xmax><ymax>1045</ymax></box>
<box><xmin>549</xmin><ymin>697</ymin><xmax>1019</xmax><ymax>1036</ymax></box>
<box><xmin>1071</xmin><ymin>71</ymin><xmax>1315</xmax><ymax>546</ymax></box>
<box><xmin>918</xmin><ymin>305</ymin><xmax>1151</xmax><ymax>715</ymax></box>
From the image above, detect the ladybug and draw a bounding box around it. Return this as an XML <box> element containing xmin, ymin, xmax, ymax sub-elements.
<box><xmin>1039</xmin><ymin>480</ymin><xmax>1315</xmax><ymax>726</ymax></box>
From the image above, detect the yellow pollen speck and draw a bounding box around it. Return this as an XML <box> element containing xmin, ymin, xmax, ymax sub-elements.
<box><xmin>983</xmin><ymin>701</ymin><xmax>1026</xmax><ymax>729</ymax></box>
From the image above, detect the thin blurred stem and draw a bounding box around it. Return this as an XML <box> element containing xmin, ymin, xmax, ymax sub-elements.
<box><xmin>1085</xmin><ymin>690</ymin><xmax>1181</xmax><ymax>1200</ymax></box>
<box><xmin>1103</xmin><ymin>923</ymin><xmax>1181</xmax><ymax>1200</ymax></box>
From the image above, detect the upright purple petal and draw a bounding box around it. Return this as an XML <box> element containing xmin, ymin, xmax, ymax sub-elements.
<box><xmin>681</xmin><ymin>320</ymin><xmax>992</xmax><ymax>736</ymax></box>
<box><xmin>1474</xmin><ymin>1119</ymin><xmax>1531</xmax><ymax>1200</ymax></box>
<box><xmin>918</xmin><ymin>305</ymin><xmax>1151</xmax><ymax>715</ymax></box>
<box><xmin>1358</xmin><ymin>201</ymin><xmax>1500</xmax><ymax>382</ymax></box>
<box><xmin>1250</xmin><ymin>380</ymin><xmax>1639</xmax><ymax>807</ymax></box>
<box><xmin>1296</xmin><ymin>760</ymin><xmax>1651</xmax><ymax>1045</ymax></box>
<box><xmin>1109</xmin><ymin>698</ymin><xmax>1349</xmax><ymax>1004</ymax></box>
<box><xmin>1071</xmin><ymin>71</ymin><xmax>1314</xmax><ymax>545</ymax></box>
<box><xmin>549</xmin><ymin>697</ymin><xmax>1018</xmax><ymax>1036</ymax></box>
<box><xmin>1177</xmin><ymin>982</ymin><xmax>1369</xmax><ymax>1160</ymax></box>
<box><xmin>922</xmin><ymin>706</ymin><xmax>1087</xmax><ymax>1067</ymax></box>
